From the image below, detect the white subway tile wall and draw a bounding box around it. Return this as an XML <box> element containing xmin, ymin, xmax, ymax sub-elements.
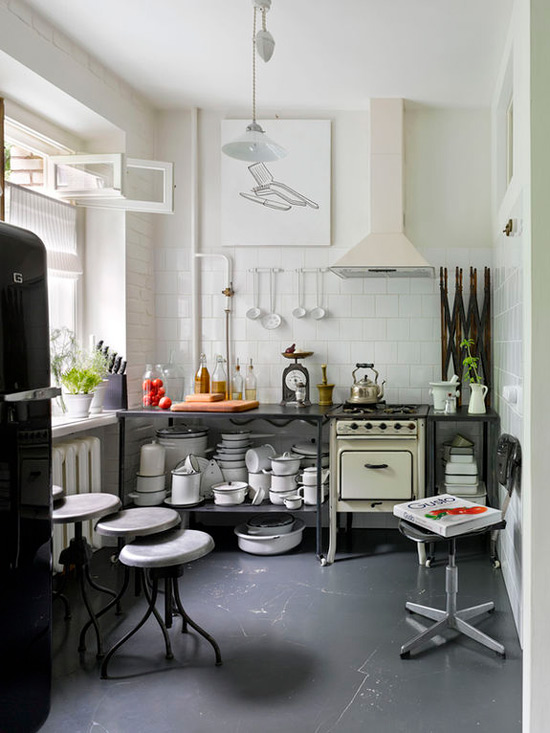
<box><xmin>154</xmin><ymin>246</ymin><xmax>493</xmax><ymax>405</ymax></box>
<box><xmin>493</xmin><ymin>204</ymin><xmax>524</xmax><ymax>637</ymax></box>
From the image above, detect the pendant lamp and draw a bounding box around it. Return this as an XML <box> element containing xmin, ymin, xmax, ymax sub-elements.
<box><xmin>222</xmin><ymin>0</ymin><xmax>286</xmax><ymax>163</ymax></box>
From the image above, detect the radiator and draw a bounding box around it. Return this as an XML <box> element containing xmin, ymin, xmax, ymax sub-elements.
<box><xmin>52</xmin><ymin>436</ymin><xmax>102</xmax><ymax>571</ymax></box>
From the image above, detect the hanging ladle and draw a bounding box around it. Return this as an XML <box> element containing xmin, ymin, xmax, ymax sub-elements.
<box><xmin>292</xmin><ymin>270</ymin><xmax>307</xmax><ymax>319</ymax></box>
<box><xmin>246</xmin><ymin>269</ymin><xmax>262</xmax><ymax>320</ymax></box>
<box><xmin>310</xmin><ymin>270</ymin><xmax>327</xmax><ymax>320</ymax></box>
<box><xmin>261</xmin><ymin>270</ymin><xmax>282</xmax><ymax>329</ymax></box>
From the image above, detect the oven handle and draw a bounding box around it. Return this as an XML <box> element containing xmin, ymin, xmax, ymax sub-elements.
<box><xmin>364</xmin><ymin>463</ymin><xmax>389</xmax><ymax>469</ymax></box>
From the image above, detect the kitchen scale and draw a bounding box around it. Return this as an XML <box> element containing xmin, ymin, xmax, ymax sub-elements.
<box><xmin>280</xmin><ymin>351</ymin><xmax>313</xmax><ymax>406</ymax></box>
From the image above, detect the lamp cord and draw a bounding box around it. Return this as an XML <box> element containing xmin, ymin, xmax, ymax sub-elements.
<box><xmin>252</xmin><ymin>6</ymin><xmax>257</xmax><ymax>123</ymax></box>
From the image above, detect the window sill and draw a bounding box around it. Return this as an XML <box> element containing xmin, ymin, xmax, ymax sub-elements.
<box><xmin>52</xmin><ymin>411</ymin><xmax>118</xmax><ymax>439</ymax></box>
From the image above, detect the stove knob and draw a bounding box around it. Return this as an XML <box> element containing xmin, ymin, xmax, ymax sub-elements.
<box><xmin>394</xmin><ymin>423</ymin><xmax>402</xmax><ymax>430</ymax></box>
<box><xmin>379</xmin><ymin>423</ymin><xmax>387</xmax><ymax>430</ymax></box>
<box><xmin>408</xmin><ymin>423</ymin><xmax>415</xmax><ymax>430</ymax></box>
<box><xmin>365</xmin><ymin>422</ymin><xmax>373</xmax><ymax>430</ymax></box>
<box><xmin>350</xmin><ymin>422</ymin><xmax>358</xmax><ymax>430</ymax></box>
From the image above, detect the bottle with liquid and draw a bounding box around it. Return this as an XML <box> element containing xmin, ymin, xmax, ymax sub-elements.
<box><xmin>211</xmin><ymin>355</ymin><xmax>227</xmax><ymax>397</ymax></box>
<box><xmin>245</xmin><ymin>358</ymin><xmax>257</xmax><ymax>401</ymax></box>
<box><xmin>194</xmin><ymin>353</ymin><xmax>210</xmax><ymax>394</ymax></box>
<box><xmin>231</xmin><ymin>359</ymin><xmax>243</xmax><ymax>400</ymax></box>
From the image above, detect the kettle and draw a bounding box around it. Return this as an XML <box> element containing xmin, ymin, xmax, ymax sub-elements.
<box><xmin>349</xmin><ymin>363</ymin><xmax>385</xmax><ymax>404</ymax></box>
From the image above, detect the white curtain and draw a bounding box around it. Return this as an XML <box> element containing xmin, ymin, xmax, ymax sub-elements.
<box><xmin>6</xmin><ymin>182</ymin><xmax>82</xmax><ymax>277</ymax></box>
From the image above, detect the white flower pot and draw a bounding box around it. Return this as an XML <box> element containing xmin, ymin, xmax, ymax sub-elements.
<box><xmin>65</xmin><ymin>393</ymin><xmax>94</xmax><ymax>418</ymax></box>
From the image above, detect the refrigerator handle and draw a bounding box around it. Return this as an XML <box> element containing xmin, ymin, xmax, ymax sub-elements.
<box><xmin>1</xmin><ymin>386</ymin><xmax>61</xmax><ymax>403</ymax></box>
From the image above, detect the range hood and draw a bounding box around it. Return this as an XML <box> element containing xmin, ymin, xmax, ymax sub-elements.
<box><xmin>330</xmin><ymin>99</ymin><xmax>434</xmax><ymax>279</ymax></box>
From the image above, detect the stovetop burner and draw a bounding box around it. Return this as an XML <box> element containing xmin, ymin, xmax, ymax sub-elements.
<box><xmin>331</xmin><ymin>402</ymin><xmax>429</xmax><ymax>418</ymax></box>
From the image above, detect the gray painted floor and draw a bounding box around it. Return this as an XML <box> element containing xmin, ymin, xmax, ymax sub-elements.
<box><xmin>43</xmin><ymin>528</ymin><xmax>522</xmax><ymax>733</ymax></box>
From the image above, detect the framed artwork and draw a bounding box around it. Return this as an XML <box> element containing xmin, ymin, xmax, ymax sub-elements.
<box><xmin>221</xmin><ymin>119</ymin><xmax>331</xmax><ymax>246</ymax></box>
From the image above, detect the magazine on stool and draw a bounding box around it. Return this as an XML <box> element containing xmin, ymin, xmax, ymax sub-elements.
<box><xmin>393</xmin><ymin>494</ymin><xmax>502</xmax><ymax>538</ymax></box>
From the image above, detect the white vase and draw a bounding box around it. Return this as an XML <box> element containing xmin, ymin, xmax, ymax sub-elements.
<box><xmin>65</xmin><ymin>393</ymin><xmax>94</xmax><ymax>418</ymax></box>
<box><xmin>468</xmin><ymin>383</ymin><xmax>488</xmax><ymax>414</ymax></box>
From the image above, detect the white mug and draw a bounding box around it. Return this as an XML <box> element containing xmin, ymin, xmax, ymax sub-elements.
<box><xmin>283</xmin><ymin>495</ymin><xmax>303</xmax><ymax>510</ymax></box>
<box><xmin>297</xmin><ymin>483</ymin><xmax>318</xmax><ymax>505</ymax></box>
<box><xmin>245</xmin><ymin>444</ymin><xmax>276</xmax><ymax>473</ymax></box>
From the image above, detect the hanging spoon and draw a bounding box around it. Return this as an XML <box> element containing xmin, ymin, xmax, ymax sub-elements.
<box><xmin>310</xmin><ymin>269</ymin><xmax>327</xmax><ymax>320</ymax></box>
<box><xmin>246</xmin><ymin>269</ymin><xmax>262</xmax><ymax>320</ymax></box>
<box><xmin>292</xmin><ymin>270</ymin><xmax>307</xmax><ymax>319</ymax></box>
<box><xmin>261</xmin><ymin>270</ymin><xmax>282</xmax><ymax>329</ymax></box>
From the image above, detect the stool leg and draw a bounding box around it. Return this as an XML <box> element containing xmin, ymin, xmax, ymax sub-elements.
<box><xmin>456</xmin><ymin>601</ymin><xmax>495</xmax><ymax>622</ymax></box>
<box><xmin>400</xmin><ymin>617</ymin><xmax>449</xmax><ymax>658</ymax></box>
<box><xmin>53</xmin><ymin>571</ymin><xmax>72</xmax><ymax>620</ymax></box>
<box><xmin>84</xmin><ymin>564</ymin><xmax>118</xmax><ymax>601</ymax></box>
<box><xmin>405</xmin><ymin>601</ymin><xmax>446</xmax><ymax>622</ymax></box>
<box><xmin>172</xmin><ymin>575</ymin><xmax>222</xmax><ymax>666</ymax></box>
<box><xmin>79</xmin><ymin>567</ymin><xmax>131</xmax><ymax>654</ymax></box>
<box><xmin>77</xmin><ymin>556</ymin><xmax>103</xmax><ymax>657</ymax></box>
<box><xmin>142</xmin><ymin>572</ymin><xmax>173</xmax><ymax>659</ymax></box>
<box><xmin>101</xmin><ymin>570</ymin><xmax>173</xmax><ymax>679</ymax></box>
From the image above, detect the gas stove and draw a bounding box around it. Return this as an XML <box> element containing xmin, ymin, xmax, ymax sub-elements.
<box><xmin>330</xmin><ymin>403</ymin><xmax>429</xmax><ymax>419</ymax></box>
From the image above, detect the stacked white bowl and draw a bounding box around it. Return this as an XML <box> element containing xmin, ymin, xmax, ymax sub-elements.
<box><xmin>129</xmin><ymin>441</ymin><xmax>167</xmax><ymax>506</ymax></box>
<box><xmin>213</xmin><ymin>430</ymin><xmax>251</xmax><ymax>482</ymax></box>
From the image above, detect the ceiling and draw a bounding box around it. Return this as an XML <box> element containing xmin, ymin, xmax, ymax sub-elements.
<box><xmin>23</xmin><ymin>0</ymin><xmax>513</xmax><ymax>111</ymax></box>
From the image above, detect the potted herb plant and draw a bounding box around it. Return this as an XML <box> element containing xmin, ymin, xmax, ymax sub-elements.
<box><xmin>50</xmin><ymin>328</ymin><xmax>108</xmax><ymax>417</ymax></box>
<box><xmin>460</xmin><ymin>338</ymin><xmax>488</xmax><ymax>414</ymax></box>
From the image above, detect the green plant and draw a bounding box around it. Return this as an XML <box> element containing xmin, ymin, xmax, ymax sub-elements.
<box><xmin>50</xmin><ymin>328</ymin><xmax>108</xmax><ymax>399</ymax></box>
<box><xmin>460</xmin><ymin>338</ymin><xmax>482</xmax><ymax>384</ymax></box>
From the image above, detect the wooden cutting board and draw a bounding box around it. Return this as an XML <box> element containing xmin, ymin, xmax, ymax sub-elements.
<box><xmin>171</xmin><ymin>399</ymin><xmax>259</xmax><ymax>413</ymax></box>
<box><xmin>184</xmin><ymin>393</ymin><xmax>225</xmax><ymax>402</ymax></box>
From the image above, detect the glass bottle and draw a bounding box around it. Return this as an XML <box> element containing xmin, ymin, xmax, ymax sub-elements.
<box><xmin>142</xmin><ymin>363</ymin><xmax>160</xmax><ymax>408</ymax></box>
<box><xmin>231</xmin><ymin>359</ymin><xmax>243</xmax><ymax>400</ymax></box>
<box><xmin>194</xmin><ymin>353</ymin><xmax>210</xmax><ymax>394</ymax></box>
<box><xmin>211</xmin><ymin>355</ymin><xmax>227</xmax><ymax>397</ymax></box>
<box><xmin>245</xmin><ymin>358</ymin><xmax>257</xmax><ymax>401</ymax></box>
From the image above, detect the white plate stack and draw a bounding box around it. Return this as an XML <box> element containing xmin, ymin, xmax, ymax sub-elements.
<box><xmin>213</xmin><ymin>430</ymin><xmax>252</xmax><ymax>482</ymax></box>
<box><xmin>443</xmin><ymin>435</ymin><xmax>486</xmax><ymax>504</ymax></box>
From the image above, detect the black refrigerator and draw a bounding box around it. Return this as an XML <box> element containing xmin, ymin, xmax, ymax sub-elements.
<box><xmin>0</xmin><ymin>221</ymin><xmax>59</xmax><ymax>732</ymax></box>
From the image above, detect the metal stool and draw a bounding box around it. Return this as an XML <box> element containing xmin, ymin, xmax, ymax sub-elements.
<box><xmin>52</xmin><ymin>493</ymin><xmax>121</xmax><ymax>657</ymax></box>
<box><xmin>100</xmin><ymin>528</ymin><xmax>222</xmax><ymax>678</ymax></box>
<box><xmin>398</xmin><ymin>519</ymin><xmax>506</xmax><ymax>658</ymax></box>
<box><xmin>51</xmin><ymin>484</ymin><xmax>71</xmax><ymax>620</ymax></box>
<box><xmin>91</xmin><ymin>507</ymin><xmax>182</xmax><ymax>629</ymax></box>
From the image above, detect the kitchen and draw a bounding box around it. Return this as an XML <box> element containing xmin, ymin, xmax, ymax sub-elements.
<box><xmin>0</xmin><ymin>0</ymin><xmax>547</xmax><ymax>731</ymax></box>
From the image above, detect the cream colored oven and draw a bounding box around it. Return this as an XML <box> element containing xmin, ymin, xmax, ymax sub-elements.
<box><xmin>326</xmin><ymin>411</ymin><xmax>426</xmax><ymax>564</ymax></box>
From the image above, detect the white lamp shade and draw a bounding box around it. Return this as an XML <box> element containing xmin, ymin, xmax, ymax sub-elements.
<box><xmin>222</xmin><ymin>123</ymin><xmax>287</xmax><ymax>162</ymax></box>
<box><xmin>256</xmin><ymin>30</ymin><xmax>275</xmax><ymax>62</ymax></box>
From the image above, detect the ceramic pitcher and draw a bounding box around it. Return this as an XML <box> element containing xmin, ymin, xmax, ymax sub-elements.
<box><xmin>468</xmin><ymin>383</ymin><xmax>488</xmax><ymax>414</ymax></box>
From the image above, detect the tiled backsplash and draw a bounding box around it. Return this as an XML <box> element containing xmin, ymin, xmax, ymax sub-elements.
<box><xmin>154</xmin><ymin>245</ymin><xmax>493</xmax><ymax>404</ymax></box>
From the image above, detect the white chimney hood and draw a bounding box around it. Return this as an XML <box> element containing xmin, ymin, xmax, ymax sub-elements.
<box><xmin>330</xmin><ymin>98</ymin><xmax>434</xmax><ymax>279</ymax></box>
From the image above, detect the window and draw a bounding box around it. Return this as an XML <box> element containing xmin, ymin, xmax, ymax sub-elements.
<box><xmin>3</xmin><ymin>120</ymin><xmax>81</xmax><ymax>335</ymax></box>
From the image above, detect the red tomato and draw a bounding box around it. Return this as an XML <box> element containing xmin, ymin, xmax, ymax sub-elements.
<box><xmin>157</xmin><ymin>387</ymin><xmax>166</xmax><ymax>396</ymax></box>
<box><xmin>159</xmin><ymin>396</ymin><xmax>172</xmax><ymax>410</ymax></box>
<box><xmin>152</xmin><ymin>378</ymin><xmax>163</xmax><ymax>389</ymax></box>
<box><xmin>142</xmin><ymin>379</ymin><xmax>153</xmax><ymax>392</ymax></box>
<box><xmin>142</xmin><ymin>395</ymin><xmax>153</xmax><ymax>407</ymax></box>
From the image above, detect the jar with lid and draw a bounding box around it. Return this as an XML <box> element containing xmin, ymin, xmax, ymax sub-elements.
<box><xmin>231</xmin><ymin>358</ymin><xmax>243</xmax><ymax>400</ymax></box>
<box><xmin>142</xmin><ymin>363</ymin><xmax>160</xmax><ymax>408</ymax></box>
<box><xmin>245</xmin><ymin>358</ymin><xmax>257</xmax><ymax>401</ymax></box>
<box><xmin>211</xmin><ymin>355</ymin><xmax>227</xmax><ymax>397</ymax></box>
<box><xmin>194</xmin><ymin>353</ymin><xmax>210</xmax><ymax>394</ymax></box>
<box><xmin>161</xmin><ymin>353</ymin><xmax>184</xmax><ymax>402</ymax></box>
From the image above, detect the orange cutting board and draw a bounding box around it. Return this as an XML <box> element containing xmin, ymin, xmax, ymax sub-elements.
<box><xmin>171</xmin><ymin>399</ymin><xmax>259</xmax><ymax>412</ymax></box>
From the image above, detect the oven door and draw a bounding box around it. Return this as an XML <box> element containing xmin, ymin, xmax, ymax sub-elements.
<box><xmin>339</xmin><ymin>449</ymin><xmax>413</xmax><ymax>501</ymax></box>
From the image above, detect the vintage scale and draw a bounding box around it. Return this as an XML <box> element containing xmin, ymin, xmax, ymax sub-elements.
<box><xmin>280</xmin><ymin>350</ymin><xmax>313</xmax><ymax>406</ymax></box>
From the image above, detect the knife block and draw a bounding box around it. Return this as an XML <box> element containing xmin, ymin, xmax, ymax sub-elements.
<box><xmin>103</xmin><ymin>373</ymin><xmax>128</xmax><ymax>410</ymax></box>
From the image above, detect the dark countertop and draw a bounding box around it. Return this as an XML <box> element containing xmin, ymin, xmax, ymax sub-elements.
<box><xmin>117</xmin><ymin>403</ymin><xmax>337</xmax><ymax>422</ymax></box>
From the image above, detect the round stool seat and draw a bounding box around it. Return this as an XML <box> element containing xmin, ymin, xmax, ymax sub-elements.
<box><xmin>52</xmin><ymin>484</ymin><xmax>64</xmax><ymax>502</ymax></box>
<box><xmin>120</xmin><ymin>529</ymin><xmax>214</xmax><ymax>569</ymax></box>
<box><xmin>95</xmin><ymin>507</ymin><xmax>181</xmax><ymax>538</ymax></box>
<box><xmin>52</xmin><ymin>493</ymin><xmax>121</xmax><ymax>524</ymax></box>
